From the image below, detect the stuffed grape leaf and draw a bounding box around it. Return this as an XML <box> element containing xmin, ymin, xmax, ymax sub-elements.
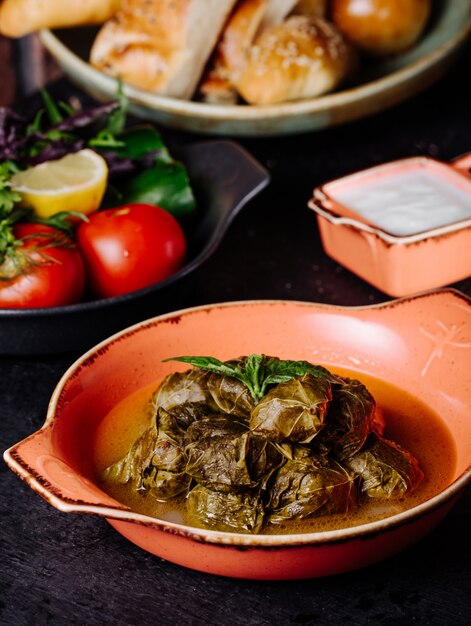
<box><xmin>250</xmin><ymin>373</ymin><xmax>332</xmax><ymax>443</ymax></box>
<box><xmin>102</xmin><ymin>424</ymin><xmax>157</xmax><ymax>486</ymax></box>
<box><xmin>164</xmin><ymin>401</ymin><xmax>212</xmax><ymax>430</ymax></box>
<box><xmin>154</xmin><ymin>366</ymin><xmax>255</xmax><ymax>422</ymax></box>
<box><xmin>207</xmin><ymin>370</ymin><xmax>255</xmax><ymax>420</ymax></box>
<box><xmin>141</xmin><ymin>466</ymin><xmax>191</xmax><ymax>500</ymax></box>
<box><xmin>186</xmin><ymin>484</ymin><xmax>265</xmax><ymax>533</ymax></box>
<box><xmin>247</xmin><ymin>435</ymin><xmax>286</xmax><ymax>489</ymax></box>
<box><xmin>152</xmin><ymin>369</ymin><xmax>215</xmax><ymax>413</ymax></box>
<box><xmin>184</xmin><ymin>417</ymin><xmax>284</xmax><ymax>493</ymax></box>
<box><xmin>103</xmin><ymin>406</ymin><xmax>191</xmax><ymax>499</ymax></box>
<box><xmin>140</xmin><ymin>407</ymin><xmax>194</xmax><ymax>499</ymax></box>
<box><xmin>267</xmin><ymin>451</ymin><xmax>357</xmax><ymax>523</ymax></box>
<box><xmin>345</xmin><ymin>433</ymin><xmax>424</xmax><ymax>499</ymax></box>
<box><xmin>184</xmin><ymin>415</ymin><xmax>247</xmax><ymax>443</ymax></box>
<box><xmin>150</xmin><ymin>408</ymin><xmax>187</xmax><ymax>473</ymax></box>
<box><xmin>185</xmin><ymin>418</ymin><xmax>253</xmax><ymax>492</ymax></box>
<box><xmin>315</xmin><ymin>378</ymin><xmax>376</xmax><ymax>461</ymax></box>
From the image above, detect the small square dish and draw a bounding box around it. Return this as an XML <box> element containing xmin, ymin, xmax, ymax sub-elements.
<box><xmin>308</xmin><ymin>153</ymin><xmax>471</xmax><ymax>297</ymax></box>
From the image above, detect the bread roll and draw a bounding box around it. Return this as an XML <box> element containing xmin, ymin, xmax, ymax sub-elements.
<box><xmin>0</xmin><ymin>0</ymin><xmax>121</xmax><ymax>37</ymax></box>
<box><xmin>218</xmin><ymin>0</ymin><xmax>270</xmax><ymax>80</ymax></box>
<box><xmin>199</xmin><ymin>0</ymin><xmax>299</xmax><ymax>104</ymax></box>
<box><xmin>90</xmin><ymin>0</ymin><xmax>237</xmax><ymax>99</ymax></box>
<box><xmin>235</xmin><ymin>15</ymin><xmax>352</xmax><ymax>104</ymax></box>
<box><xmin>198</xmin><ymin>0</ymin><xmax>269</xmax><ymax>104</ymax></box>
<box><xmin>331</xmin><ymin>0</ymin><xmax>431</xmax><ymax>56</ymax></box>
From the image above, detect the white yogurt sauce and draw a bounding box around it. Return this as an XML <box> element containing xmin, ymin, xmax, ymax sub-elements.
<box><xmin>331</xmin><ymin>169</ymin><xmax>471</xmax><ymax>236</ymax></box>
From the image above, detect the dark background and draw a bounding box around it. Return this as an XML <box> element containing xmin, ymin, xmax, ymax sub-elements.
<box><xmin>1</xmin><ymin>36</ymin><xmax>470</xmax><ymax>626</ymax></box>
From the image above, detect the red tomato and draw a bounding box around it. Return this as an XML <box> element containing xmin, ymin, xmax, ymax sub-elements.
<box><xmin>0</xmin><ymin>223</ymin><xmax>85</xmax><ymax>309</ymax></box>
<box><xmin>76</xmin><ymin>203</ymin><xmax>187</xmax><ymax>298</ymax></box>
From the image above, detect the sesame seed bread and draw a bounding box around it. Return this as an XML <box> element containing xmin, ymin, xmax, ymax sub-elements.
<box><xmin>90</xmin><ymin>0</ymin><xmax>238</xmax><ymax>99</ymax></box>
<box><xmin>235</xmin><ymin>15</ymin><xmax>352</xmax><ymax>104</ymax></box>
<box><xmin>199</xmin><ymin>0</ymin><xmax>299</xmax><ymax>104</ymax></box>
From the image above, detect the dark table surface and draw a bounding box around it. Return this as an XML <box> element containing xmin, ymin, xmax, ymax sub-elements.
<box><xmin>2</xmin><ymin>41</ymin><xmax>471</xmax><ymax>626</ymax></box>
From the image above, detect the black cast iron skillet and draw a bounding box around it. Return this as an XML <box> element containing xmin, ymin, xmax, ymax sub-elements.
<box><xmin>0</xmin><ymin>141</ymin><xmax>269</xmax><ymax>355</ymax></box>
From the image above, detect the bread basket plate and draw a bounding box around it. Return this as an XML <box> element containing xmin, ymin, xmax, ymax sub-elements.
<box><xmin>39</xmin><ymin>0</ymin><xmax>470</xmax><ymax>137</ymax></box>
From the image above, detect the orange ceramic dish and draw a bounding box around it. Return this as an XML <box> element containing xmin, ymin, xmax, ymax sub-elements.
<box><xmin>308</xmin><ymin>154</ymin><xmax>471</xmax><ymax>297</ymax></box>
<box><xmin>4</xmin><ymin>290</ymin><xmax>471</xmax><ymax>579</ymax></box>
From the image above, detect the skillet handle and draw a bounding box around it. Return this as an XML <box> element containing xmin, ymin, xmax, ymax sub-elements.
<box><xmin>176</xmin><ymin>140</ymin><xmax>270</xmax><ymax>253</ymax></box>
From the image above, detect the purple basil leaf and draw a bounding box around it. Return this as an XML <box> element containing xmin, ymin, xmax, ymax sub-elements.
<box><xmin>52</xmin><ymin>101</ymin><xmax>121</xmax><ymax>137</ymax></box>
<box><xmin>99</xmin><ymin>150</ymin><xmax>136</xmax><ymax>178</ymax></box>
<box><xmin>26</xmin><ymin>139</ymin><xmax>86</xmax><ymax>165</ymax></box>
<box><xmin>0</xmin><ymin>107</ymin><xmax>29</xmax><ymax>161</ymax></box>
<box><xmin>98</xmin><ymin>149</ymin><xmax>163</xmax><ymax>179</ymax></box>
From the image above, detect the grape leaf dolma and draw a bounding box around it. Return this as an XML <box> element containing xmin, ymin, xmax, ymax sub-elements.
<box><xmin>206</xmin><ymin>367</ymin><xmax>256</xmax><ymax>419</ymax></box>
<box><xmin>315</xmin><ymin>378</ymin><xmax>376</xmax><ymax>461</ymax></box>
<box><xmin>344</xmin><ymin>433</ymin><xmax>424</xmax><ymax>499</ymax></box>
<box><xmin>185</xmin><ymin>418</ymin><xmax>254</xmax><ymax>492</ymax></box>
<box><xmin>140</xmin><ymin>408</ymin><xmax>192</xmax><ymax>499</ymax></box>
<box><xmin>267</xmin><ymin>446</ymin><xmax>357</xmax><ymax>524</ymax></box>
<box><xmin>185</xmin><ymin>417</ymin><xmax>284</xmax><ymax>493</ymax></box>
<box><xmin>184</xmin><ymin>417</ymin><xmax>284</xmax><ymax>531</ymax></box>
<box><xmin>103</xmin><ymin>406</ymin><xmax>192</xmax><ymax>500</ymax></box>
<box><xmin>153</xmin><ymin>369</ymin><xmax>214</xmax><ymax>414</ymax></box>
<box><xmin>250</xmin><ymin>373</ymin><xmax>332</xmax><ymax>443</ymax></box>
<box><xmin>102</xmin><ymin>354</ymin><xmax>424</xmax><ymax>533</ymax></box>
<box><xmin>187</xmin><ymin>485</ymin><xmax>265</xmax><ymax>533</ymax></box>
<box><xmin>103</xmin><ymin>424</ymin><xmax>157</xmax><ymax>487</ymax></box>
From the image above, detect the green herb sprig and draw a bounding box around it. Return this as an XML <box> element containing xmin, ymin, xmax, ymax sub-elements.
<box><xmin>0</xmin><ymin>161</ymin><xmax>24</xmax><ymax>265</ymax></box>
<box><xmin>164</xmin><ymin>354</ymin><xmax>339</xmax><ymax>400</ymax></box>
<box><xmin>0</xmin><ymin>161</ymin><xmax>21</xmax><ymax>217</ymax></box>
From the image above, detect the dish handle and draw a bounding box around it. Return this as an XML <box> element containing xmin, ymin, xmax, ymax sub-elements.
<box><xmin>4</xmin><ymin>428</ymin><xmax>127</xmax><ymax>514</ymax></box>
<box><xmin>307</xmin><ymin>196</ymin><xmax>380</xmax><ymax>235</ymax></box>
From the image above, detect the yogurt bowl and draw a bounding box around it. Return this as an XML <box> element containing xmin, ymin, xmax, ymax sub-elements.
<box><xmin>309</xmin><ymin>153</ymin><xmax>471</xmax><ymax>297</ymax></box>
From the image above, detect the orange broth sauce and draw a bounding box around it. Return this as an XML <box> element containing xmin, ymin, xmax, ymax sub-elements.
<box><xmin>92</xmin><ymin>369</ymin><xmax>457</xmax><ymax>534</ymax></box>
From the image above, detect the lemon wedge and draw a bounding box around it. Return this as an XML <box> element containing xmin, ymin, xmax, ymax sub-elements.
<box><xmin>11</xmin><ymin>149</ymin><xmax>108</xmax><ymax>218</ymax></box>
